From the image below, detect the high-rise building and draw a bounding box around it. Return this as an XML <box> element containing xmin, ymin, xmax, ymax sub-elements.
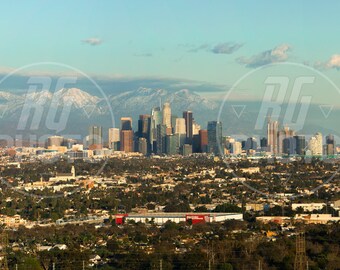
<box><xmin>108</xmin><ymin>128</ymin><xmax>120</xmax><ymax>150</ymax></box>
<box><xmin>267</xmin><ymin>119</ymin><xmax>279</xmax><ymax>155</ymax></box>
<box><xmin>192</xmin><ymin>134</ymin><xmax>200</xmax><ymax>153</ymax></box>
<box><xmin>120</xmin><ymin>130</ymin><xmax>134</xmax><ymax>152</ymax></box>
<box><xmin>138</xmin><ymin>137</ymin><xmax>148</xmax><ymax>155</ymax></box>
<box><xmin>175</xmin><ymin>118</ymin><xmax>186</xmax><ymax>134</ymax></box>
<box><xmin>193</xmin><ymin>121</ymin><xmax>200</xmax><ymax>136</ymax></box>
<box><xmin>245</xmin><ymin>137</ymin><xmax>257</xmax><ymax>151</ymax></box>
<box><xmin>207</xmin><ymin>121</ymin><xmax>222</xmax><ymax>155</ymax></box>
<box><xmin>282</xmin><ymin>137</ymin><xmax>295</xmax><ymax>155</ymax></box>
<box><xmin>223</xmin><ymin>136</ymin><xmax>235</xmax><ymax>154</ymax></box>
<box><xmin>175</xmin><ymin>133</ymin><xmax>186</xmax><ymax>150</ymax></box>
<box><xmin>260</xmin><ymin>137</ymin><xmax>268</xmax><ymax>151</ymax></box>
<box><xmin>149</xmin><ymin>107</ymin><xmax>162</xmax><ymax>153</ymax></box>
<box><xmin>47</xmin><ymin>136</ymin><xmax>64</xmax><ymax>147</ymax></box>
<box><xmin>171</xmin><ymin>115</ymin><xmax>178</xmax><ymax>133</ymax></box>
<box><xmin>294</xmin><ymin>135</ymin><xmax>306</xmax><ymax>156</ymax></box>
<box><xmin>183</xmin><ymin>111</ymin><xmax>193</xmax><ymax>144</ymax></box>
<box><xmin>138</xmin><ymin>114</ymin><xmax>150</xmax><ymax>139</ymax></box>
<box><xmin>162</xmin><ymin>102</ymin><xmax>172</xmax><ymax>129</ymax></box>
<box><xmin>278</xmin><ymin>126</ymin><xmax>295</xmax><ymax>154</ymax></box>
<box><xmin>308</xmin><ymin>132</ymin><xmax>323</xmax><ymax>156</ymax></box>
<box><xmin>231</xmin><ymin>141</ymin><xmax>242</xmax><ymax>155</ymax></box>
<box><xmin>181</xmin><ymin>144</ymin><xmax>192</xmax><ymax>156</ymax></box>
<box><xmin>156</xmin><ymin>124</ymin><xmax>167</xmax><ymax>154</ymax></box>
<box><xmin>166</xmin><ymin>134</ymin><xmax>179</xmax><ymax>155</ymax></box>
<box><xmin>199</xmin><ymin>129</ymin><xmax>208</xmax><ymax>153</ymax></box>
<box><xmin>326</xmin><ymin>134</ymin><xmax>335</xmax><ymax>156</ymax></box>
<box><xmin>121</xmin><ymin>117</ymin><xmax>133</xmax><ymax>131</ymax></box>
<box><xmin>88</xmin><ymin>125</ymin><xmax>103</xmax><ymax>147</ymax></box>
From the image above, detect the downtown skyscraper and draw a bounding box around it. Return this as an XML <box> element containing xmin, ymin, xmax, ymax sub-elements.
<box><xmin>183</xmin><ymin>111</ymin><xmax>193</xmax><ymax>144</ymax></box>
<box><xmin>267</xmin><ymin>119</ymin><xmax>279</xmax><ymax>155</ymax></box>
<box><xmin>207</xmin><ymin>121</ymin><xmax>222</xmax><ymax>155</ymax></box>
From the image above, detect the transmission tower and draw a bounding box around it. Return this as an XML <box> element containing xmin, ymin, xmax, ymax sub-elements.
<box><xmin>294</xmin><ymin>231</ymin><xmax>307</xmax><ymax>270</ymax></box>
<box><xmin>0</xmin><ymin>231</ymin><xmax>9</xmax><ymax>270</ymax></box>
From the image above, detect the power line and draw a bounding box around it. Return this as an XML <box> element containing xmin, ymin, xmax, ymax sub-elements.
<box><xmin>294</xmin><ymin>231</ymin><xmax>308</xmax><ymax>270</ymax></box>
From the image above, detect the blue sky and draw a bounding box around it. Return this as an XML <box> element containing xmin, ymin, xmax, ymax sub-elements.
<box><xmin>1</xmin><ymin>1</ymin><xmax>340</xmax><ymax>100</ymax></box>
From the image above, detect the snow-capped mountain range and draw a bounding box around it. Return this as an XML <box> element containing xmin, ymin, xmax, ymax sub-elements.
<box><xmin>0</xmin><ymin>87</ymin><xmax>334</xmax><ymax>138</ymax></box>
<box><xmin>0</xmin><ymin>87</ymin><xmax>219</xmax><ymax>136</ymax></box>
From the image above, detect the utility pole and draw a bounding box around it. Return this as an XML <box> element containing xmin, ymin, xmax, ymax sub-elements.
<box><xmin>258</xmin><ymin>259</ymin><xmax>263</xmax><ymax>270</ymax></box>
<box><xmin>159</xmin><ymin>259</ymin><xmax>162</xmax><ymax>270</ymax></box>
<box><xmin>208</xmin><ymin>259</ymin><xmax>211</xmax><ymax>270</ymax></box>
<box><xmin>294</xmin><ymin>231</ymin><xmax>307</xmax><ymax>270</ymax></box>
<box><xmin>0</xmin><ymin>231</ymin><xmax>9</xmax><ymax>270</ymax></box>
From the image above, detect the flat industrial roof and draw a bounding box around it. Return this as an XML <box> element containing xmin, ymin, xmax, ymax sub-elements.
<box><xmin>125</xmin><ymin>212</ymin><xmax>242</xmax><ymax>218</ymax></box>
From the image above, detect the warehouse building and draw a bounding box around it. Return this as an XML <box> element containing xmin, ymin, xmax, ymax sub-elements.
<box><xmin>115</xmin><ymin>212</ymin><xmax>243</xmax><ymax>225</ymax></box>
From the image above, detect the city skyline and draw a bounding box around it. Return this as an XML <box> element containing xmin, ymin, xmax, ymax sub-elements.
<box><xmin>40</xmin><ymin>101</ymin><xmax>338</xmax><ymax>158</ymax></box>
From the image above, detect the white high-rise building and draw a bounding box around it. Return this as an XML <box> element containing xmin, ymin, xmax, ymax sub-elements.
<box><xmin>108</xmin><ymin>128</ymin><xmax>120</xmax><ymax>148</ymax></box>
<box><xmin>231</xmin><ymin>141</ymin><xmax>242</xmax><ymax>155</ymax></box>
<box><xmin>308</xmin><ymin>132</ymin><xmax>323</xmax><ymax>156</ymax></box>
<box><xmin>162</xmin><ymin>102</ymin><xmax>172</xmax><ymax>128</ymax></box>
<box><xmin>193</xmin><ymin>121</ymin><xmax>201</xmax><ymax>135</ymax></box>
<box><xmin>175</xmin><ymin>118</ymin><xmax>186</xmax><ymax>134</ymax></box>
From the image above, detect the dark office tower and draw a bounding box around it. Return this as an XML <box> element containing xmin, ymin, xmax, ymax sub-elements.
<box><xmin>121</xmin><ymin>117</ymin><xmax>132</xmax><ymax>131</ymax></box>
<box><xmin>326</xmin><ymin>134</ymin><xmax>335</xmax><ymax>155</ymax></box>
<box><xmin>241</xmin><ymin>140</ymin><xmax>246</xmax><ymax>150</ymax></box>
<box><xmin>88</xmin><ymin>125</ymin><xmax>103</xmax><ymax>147</ymax></box>
<box><xmin>283</xmin><ymin>137</ymin><xmax>295</xmax><ymax>155</ymax></box>
<box><xmin>166</xmin><ymin>134</ymin><xmax>179</xmax><ymax>155</ymax></box>
<box><xmin>183</xmin><ymin>111</ymin><xmax>193</xmax><ymax>144</ymax></box>
<box><xmin>138</xmin><ymin>114</ymin><xmax>150</xmax><ymax>138</ymax></box>
<box><xmin>199</xmin><ymin>129</ymin><xmax>208</xmax><ymax>153</ymax></box>
<box><xmin>246</xmin><ymin>137</ymin><xmax>257</xmax><ymax>150</ymax></box>
<box><xmin>278</xmin><ymin>126</ymin><xmax>295</xmax><ymax>154</ymax></box>
<box><xmin>260</xmin><ymin>137</ymin><xmax>268</xmax><ymax>151</ymax></box>
<box><xmin>192</xmin><ymin>134</ymin><xmax>200</xmax><ymax>153</ymax></box>
<box><xmin>138</xmin><ymin>138</ymin><xmax>148</xmax><ymax>155</ymax></box>
<box><xmin>156</xmin><ymin>124</ymin><xmax>167</xmax><ymax>154</ymax></box>
<box><xmin>207</xmin><ymin>121</ymin><xmax>222</xmax><ymax>155</ymax></box>
<box><xmin>294</xmin><ymin>135</ymin><xmax>306</xmax><ymax>156</ymax></box>
<box><xmin>120</xmin><ymin>130</ymin><xmax>134</xmax><ymax>152</ymax></box>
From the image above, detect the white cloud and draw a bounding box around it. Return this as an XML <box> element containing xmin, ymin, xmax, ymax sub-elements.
<box><xmin>313</xmin><ymin>54</ymin><xmax>340</xmax><ymax>70</ymax></box>
<box><xmin>237</xmin><ymin>44</ymin><xmax>291</xmax><ymax>68</ymax></box>
<box><xmin>326</xmin><ymin>54</ymin><xmax>340</xmax><ymax>69</ymax></box>
<box><xmin>82</xmin><ymin>37</ymin><xmax>102</xmax><ymax>46</ymax></box>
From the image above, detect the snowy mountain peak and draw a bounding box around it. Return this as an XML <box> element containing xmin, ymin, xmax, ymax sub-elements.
<box><xmin>54</xmin><ymin>88</ymin><xmax>101</xmax><ymax>107</ymax></box>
